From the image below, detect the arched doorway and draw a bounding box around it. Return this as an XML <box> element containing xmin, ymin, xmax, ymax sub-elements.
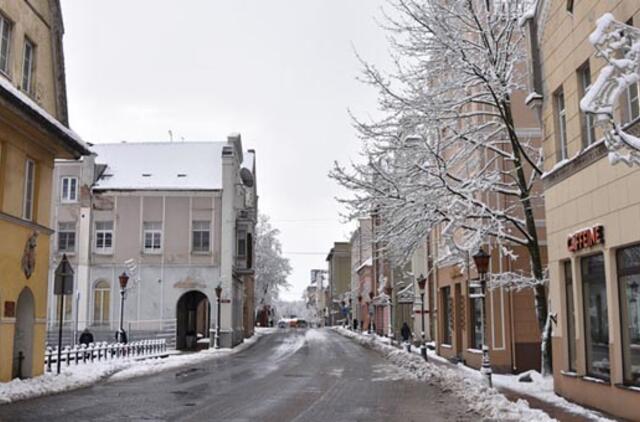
<box><xmin>176</xmin><ymin>291</ymin><xmax>210</xmax><ymax>350</ymax></box>
<box><xmin>13</xmin><ymin>288</ymin><xmax>34</xmax><ymax>379</ymax></box>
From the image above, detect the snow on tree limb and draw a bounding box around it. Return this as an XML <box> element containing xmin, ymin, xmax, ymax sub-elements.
<box><xmin>580</xmin><ymin>13</ymin><xmax>640</xmax><ymax>166</ymax></box>
<box><xmin>254</xmin><ymin>215</ymin><xmax>292</xmax><ymax>310</ymax></box>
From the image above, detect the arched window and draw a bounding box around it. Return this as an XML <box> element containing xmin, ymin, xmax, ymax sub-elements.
<box><xmin>93</xmin><ymin>280</ymin><xmax>110</xmax><ymax>325</ymax></box>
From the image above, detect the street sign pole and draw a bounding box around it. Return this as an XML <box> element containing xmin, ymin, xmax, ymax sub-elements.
<box><xmin>54</xmin><ymin>254</ymin><xmax>74</xmax><ymax>375</ymax></box>
<box><xmin>57</xmin><ymin>289</ymin><xmax>64</xmax><ymax>375</ymax></box>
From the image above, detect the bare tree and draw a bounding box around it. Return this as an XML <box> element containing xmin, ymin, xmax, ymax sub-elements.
<box><xmin>331</xmin><ymin>0</ymin><xmax>552</xmax><ymax>373</ymax></box>
<box><xmin>254</xmin><ymin>215</ymin><xmax>292</xmax><ymax>312</ymax></box>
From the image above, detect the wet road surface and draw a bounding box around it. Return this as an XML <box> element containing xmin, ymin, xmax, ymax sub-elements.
<box><xmin>0</xmin><ymin>329</ymin><xmax>474</xmax><ymax>421</ymax></box>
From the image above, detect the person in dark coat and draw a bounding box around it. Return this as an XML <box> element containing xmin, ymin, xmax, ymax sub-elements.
<box><xmin>116</xmin><ymin>329</ymin><xmax>128</xmax><ymax>344</ymax></box>
<box><xmin>79</xmin><ymin>328</ymin><xmax>94</xmax><ymax>345</ymax></box>
<box><xmin>401</xmin><ymin>322</ymin><xmax>412</xmax><ymax>342</ymax></box>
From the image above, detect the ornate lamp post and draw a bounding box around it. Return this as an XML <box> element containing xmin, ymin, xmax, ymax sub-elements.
<box><xmin>215</xmin><ymin>284</ymin><xmax>222</xmax><ymax>349</ymax></box>
<box><xmin>473</xmin><ymin>248</ymin><xmax>492</xmax><ymax>387</ymax></box>
<box><xmin>368</xmin><ymin>291</ymin><xmax>374</xmax><ymax>334</ymax></box>
<box><xmin>417</xmin><ymin>274</ymin><xmax>428</xmax><ymax>361</ymax></box>
<box><xmin>117</xmin><ymin>272</ymin><xmax>129</xmax><ymax>343</ymax></box>
<box><xmin>384</xmin><ymin>284</ymin><xmax>394</xmax><ymax>342</ymax></box>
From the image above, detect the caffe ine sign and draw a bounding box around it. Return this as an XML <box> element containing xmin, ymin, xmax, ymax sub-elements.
<box><xmin>567</xmin><ymin>225</ymin><xmax>604</xmax><ymax>253</ymax></box>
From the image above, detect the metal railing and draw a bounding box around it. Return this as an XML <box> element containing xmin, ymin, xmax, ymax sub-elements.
<box><xmin>44</xmin><ymin>339</ymin><xmax>167</xmax><ymax>372</ymax></box>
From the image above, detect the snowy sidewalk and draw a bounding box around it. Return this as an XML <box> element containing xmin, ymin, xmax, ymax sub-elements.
<box><xmin>0</xmin><ymin>328</ymin><xmax>276</xmax><ymax>405</ymax></box>
<box><xmin>333</xmin><ymin>327</ymin><xmax>617</xmax><ymax>422</ymax></box>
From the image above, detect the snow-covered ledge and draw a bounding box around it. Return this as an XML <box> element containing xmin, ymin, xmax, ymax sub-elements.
<box><xmin>580</xmin><ymin>13</ymin><xmax>640</xmax><ymax>166</ymax></box>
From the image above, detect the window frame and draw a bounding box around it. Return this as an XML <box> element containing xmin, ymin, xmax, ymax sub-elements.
<box><xmin>143</xmin><ymin>221</ymin><xmax>162</xmax><ymax>253</ymax></box>
<box><xmin>60</xmin><ymin>176</ymin><xmax>78</xmax><ymax>203</ymax></box>
<box><xmin>94</xmin><ymin>221</ymin><xmax>113</xmax><ymax>254</ymax></box>
<box><xmin>192</xmin><ymin>220</ymin><xmax>211</xmax><ymax>253</ymax></box>
<box><xmin>22</xmin><ymin>158</ymin><xmax>35</xmax><ymax>221</ymax></box>
<box><xmin>21</xmin><ymin>37</ymin><xmax>35</xmax><ymax>94</ymax></box>
<box><xmin>92</xmin><ymin>280</ymin><xmax>111</xmax><ymax>325</ymax></box>
<box><xmin>564</xmin><ymin>260</ymin><xmax>577</xmax><ymax>372</ymax></box>
<box><xmin>554</xmin><ymin>88</ymin><xmax>568</xmax><ymax>161</ymax></box>
<box><xmin>442</xmin><ymin>286</ymin><xmax>452</xmax><ymax>345</ymax></box>
<box><xmin>581</xmin><ymin>252</ymin><xmax>610</xmax><ymax>380</ymax></box>
<box><xmin>57</xmin><ymin>222</ymin><xmax>76</xmax><ymax>253</ymax></box>
<box><xmin>0</xmin><ymin>12</ymin><xmax>12</xmax><ymax>75</ymax></box>
<box><xmin>616</xmin><ymin>243</ymin><xmax>640</xmax><ymax>387</ymax></box>
<box><xmin>577</xmin><ymin>62</ymin><xmax>596</xmax><ymax>148</ymax></box>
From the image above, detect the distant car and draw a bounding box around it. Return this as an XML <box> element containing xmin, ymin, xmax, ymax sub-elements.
<box><xmin>277</xmin><ymin>320</ymin><xmax>288</xmax><ymax>329</ymax></box>
<box><xmin>295</xmin><ymin>319</ymin><xmax>308</xmax><ymax>329</ymax></box>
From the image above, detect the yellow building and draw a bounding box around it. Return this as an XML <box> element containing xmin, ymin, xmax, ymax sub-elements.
<box><xmin>0</xmin><ymin>0</ymin><xmax>89</xmax><ymax>381</ymax></box>
<box><xmin>523</xmin><ymin>1</ymin><xmax>640</xmax><ymax>419</ymax></box>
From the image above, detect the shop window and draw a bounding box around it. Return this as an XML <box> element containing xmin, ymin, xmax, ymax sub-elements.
<box><xmin>564</xmin><ymin>260</ymin><xmax>577</xmax><ymax>372</ymax></box>
<box><xmin>442</xmin><ymin>286</ymin><xmax>452</xmax><ymax>345</ymax></box>
<box><xmin>581</xmin><ymin>253</ymin><xmax>609</xmax><ymax>380</ymax></box>
<box><xmin>617</xmin><ymin>245</ymin><xmax>640</xmax><ymax>387</ymax></box>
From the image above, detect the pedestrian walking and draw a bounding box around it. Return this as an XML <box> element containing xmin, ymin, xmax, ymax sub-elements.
<box><xmin>79</xmin><ymin>328</ymin><xmax>94</xmax><ymax>345</ymax></box>
<box><xmin>401</xmin><ymin>322</ymin><xmax>412</xmax><ymax>352</ymax></box>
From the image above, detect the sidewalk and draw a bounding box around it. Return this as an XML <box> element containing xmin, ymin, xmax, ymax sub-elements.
<box><xmin>334</xmin><ymin>327</ymin><xmax>618</xmax><ymax>422</ymax></box>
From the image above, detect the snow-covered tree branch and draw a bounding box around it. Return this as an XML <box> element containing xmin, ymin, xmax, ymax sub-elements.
<box><xmin>331</xmin><ymin>0</ymin><xmax>551</xmax><ymax>371</ymax></box>
<box><xmin>254</xmin><ymin>215</ymin><xmax>292</xmax><ymax>311</ymax></box>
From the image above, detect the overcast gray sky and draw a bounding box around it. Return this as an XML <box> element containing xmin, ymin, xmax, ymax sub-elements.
<box><xmin>61</xmin><ymin>0</ymin><xmax>391</xmax><ymax>301</ymax></box>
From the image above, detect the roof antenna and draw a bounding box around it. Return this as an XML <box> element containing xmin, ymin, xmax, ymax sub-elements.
<box><xmin>168</xmin><ymin>130</ymin><xmax>173</xmax><ymax>142</ymax></box>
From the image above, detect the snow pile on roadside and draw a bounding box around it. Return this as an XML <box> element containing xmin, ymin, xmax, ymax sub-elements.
<box><xmin>493</xmin><ymin>371</ymin><xmax>615</xmax><ymax>422</ymax></box>
<box><xmin>0</xmin><ymin>330</ymin><xmax>268</xmax><ymax>405</ymax></box>
<box><xmin>333</xmin><ymin>327</ymin><xmax>554</xmax><ymax>421</ymax></box>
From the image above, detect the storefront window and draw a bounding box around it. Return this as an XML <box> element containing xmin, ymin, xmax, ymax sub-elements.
<box><xmin>442</xmin><ymin>286</ymin><xmax>452</xmax><ymax>345</ymax></box>
<box><xmin>581</xmin><ymin>253</ymin><xmax>609</xmax><ymax>379</ymax></box>
<box><xmin>565</xmin><ymin>261</ymin><xmax>577</xmax><ymax>372</ymax></box>
<box><xmin>617</xmin><ymin>245</ymin><xmax>640</xmax><ymax>386</ymax></box>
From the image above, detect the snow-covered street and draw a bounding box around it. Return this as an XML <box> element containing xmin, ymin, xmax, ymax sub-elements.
<box><xmin>0</xmin><ymin>329</ymin><xmax>475</xmax><ymax>421</ymax></box>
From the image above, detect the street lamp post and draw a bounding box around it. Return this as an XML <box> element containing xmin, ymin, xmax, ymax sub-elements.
<box><xmin>117</xmin><ymin>272</ymin><xmax>129</xmax><ymax>343</ymax></box>
<box><xmin>417</xmin><ymin>274</ymin><xmax>428</xmax><ymax>361</ymax></box>
<box><xmin>357</xmin><ymin>295</ymin><xmax>363</xmax><ymax>332</ymax></box>
<box><xmin>368</xmin><ymin>291</ymin><xmax>374</xmax><ymax>334</ymax></box>
<box><xmin>384</xmin><ymin>284</ymin><xmax>394</xmax><ymax>343</ymax></box>
<box><xmin>215</xmin><ymin>284</ymin><xmax>222</xmax><ymax>349</ymax></box>
<box><xmin>473</xmin><ymin>248</ymin><xmax>492</xmax><ymax>387</ymax></box>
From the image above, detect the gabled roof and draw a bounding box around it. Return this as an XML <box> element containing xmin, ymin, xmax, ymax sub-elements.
<box><xmin>92</xmin><ymin>142</ymin><xmax>226</xmax><ymax>191</ymax></box>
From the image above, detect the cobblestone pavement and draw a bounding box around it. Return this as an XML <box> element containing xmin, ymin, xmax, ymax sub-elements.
<box><xmin>0</xmin><ymin>329</ymin><xmax>477</xmax><ymax>422</ymax></box>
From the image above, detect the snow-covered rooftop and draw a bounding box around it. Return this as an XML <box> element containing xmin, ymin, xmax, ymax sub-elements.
<box><xmin>92</xmin><ymin>142</ymin><xmax>226</xmax><ymax>191</ymax></box>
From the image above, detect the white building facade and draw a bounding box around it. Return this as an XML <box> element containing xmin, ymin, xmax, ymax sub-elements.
<box><xmin>47</xmin><ymin>135</ymin><xmax>257</xmax><ymax>349</ymax></box>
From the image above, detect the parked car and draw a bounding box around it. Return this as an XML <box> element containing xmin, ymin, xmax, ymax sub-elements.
<box><xmin>277</xmin><ymin>320</ymin><xmax>288</xmax><ymax>329</ymax></box>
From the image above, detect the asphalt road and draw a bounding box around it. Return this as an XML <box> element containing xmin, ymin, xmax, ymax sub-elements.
<box><xmin>0</xmin><ymin>329</ymin><xmax>475</xmax><ymax>422</ymax></box>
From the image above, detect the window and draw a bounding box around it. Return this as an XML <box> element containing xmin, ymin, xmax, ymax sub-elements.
<box><xmin>192</xmin><ymin>220</ymin><xmax>210</xmax><ymax>252</ymax></box>
<box><xmin>564</xmin><ymin>260</ymin><xmax>577</xmax><ymax>372</ymax></box>
<box><xmin>0</xmin><ymin>14</ymin><xmax>11</xmax><ymax>74</ymax></box>
<box><xmin>470</xmin><ymin>295</ymin><xmax>483</xmax><ymax>349</ymax></box>
<box><xmin>60</xmin><ymin>176</ymin><xmax>78</xmax><ymax>203</ymax></box>
<box><xmin>56</xmin><ymin>294</ymin><xmax>73</xmax><ymax>322</ymax></box>
<box><xmin>578</xmin><ymin>62</ymin><xmax>596</xmax><ymax>148</ymax></box>
<box><xmin>442</xmin><ymin>286</ymin><xmax>452</xmax><ymax>345</ymax></box>
<box><xmin>555</xmin><ymin>88</ymin><xmax>568</xmax><ymax>161</ymax></box>
<box><xmin>21</xmin><ymin>38</ymin><xmax>34</xmax><ymax>94</ymax></box>
<box><xmin>22</xmin><ymin>159</ymin><xmax>35</xmax><ymax>220</ymax></box>
<box><xmin>581</xmin><ymin>253</ymin><xmax>609</xmax><ymax>379</ymax></box>
<box><xmin>57</xmin><ymin>222</ymin><xmax>76</xmax><ymax>253</ymax></box>
<box><xmin>566</xmin><ymin>0</ymin><xmax>574</xmax><ymax>13</ymax></box>
<box><xmin>143</xmin><ymin>222</ymin><xmax>162</xmax><ymax>252</ymax></box>
<box><xmin>93</xmin><ymin>280</ymin><xmax>110</xmax><ymax>325</ymax></box>
<box><xmin>617</xmin><ymin>245</ymin><xmax>640</xmax><ymax>387</ymax></box>
<box><xmin>625</xmin><ymin>19</ymin><xmax>640</xmax><ymax>123</ymax></box>
<box><xmin>237</xmin><ymin>229</ymin><xmax>247</xmax><ymax>257</ymax></box>
<box><xmin>95</xmin><ymin>221</ymin><xmax>113</xmax><ymax>253</ymax></box>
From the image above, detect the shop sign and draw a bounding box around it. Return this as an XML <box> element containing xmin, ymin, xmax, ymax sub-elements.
<box><xmin>567</xmin><ymin>225</ymin><xmax>604</xmax><ymax>252</ymax></box>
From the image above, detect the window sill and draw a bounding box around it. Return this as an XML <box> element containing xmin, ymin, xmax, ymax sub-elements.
<box><xmin>57</xmin><ymin>251</ymin><xmax>76</xmax><ymax>257</ymax></box>
<box><xmin>615</xmin><ymin>383</ymin><xmax>640</xmax><ymax>393</ymax></box>
<box><xmin>143</xmin><ymin>250</ymin><xmax>162</xmax><ymax>255</ymax></box>
<box><xmin>191</xmin><ymin>251</ymin><xmax>212</xmax><ymax>256</ymax></box>
<box><xmin>581</xmin><ymin>375</ymin><xmax>610</xmax><ymax>385</ymax></box>
<box><xmin>94</xmin><ymin>251</ymin><xmax>113</xmax><ymax>256</ymax></box>
<box><xmin>466</xmin><ymin>348</ymin><xmax>483</xmax><ymax>355</ymax></box>
<box><xmin>440</xmin><ymin>344</ymin><xmax>452</xmax><ymax>349</ymax></box>
<box><xmin>560</xmin><ymin>370</ymin><xmax>578</xmax><ymax>378</ymax></box>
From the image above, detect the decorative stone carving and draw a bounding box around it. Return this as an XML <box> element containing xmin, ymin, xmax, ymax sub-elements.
<box><xmin>21</xmin><ymin>231</ymin><xmax>38</xmax><ymax>279</ymax></box>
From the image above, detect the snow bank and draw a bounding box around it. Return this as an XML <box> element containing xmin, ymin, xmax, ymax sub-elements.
<box><xmin>333</xmin><ymin>327</ymin><xmax>554</xmax><ymax>421</ymax></box>
<box><xmin>0</xmin><ymin>331</ymin><xmax>268</xmax><ymax>405</ymax></box>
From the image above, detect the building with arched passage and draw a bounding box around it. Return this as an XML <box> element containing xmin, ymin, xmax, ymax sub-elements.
<box><xmin>0</xmin><ymin>0</ymin><xmax>91</xmax><ymax>382</ymax></box>
<box><xmin>47</xmin><ymin>135</ymin><xmax>257</xmax><ymax>350</ymax></box>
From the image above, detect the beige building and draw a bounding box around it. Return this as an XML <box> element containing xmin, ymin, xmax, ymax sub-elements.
<box><xmin>0</xmin><ymin>0</ymin><xmax>89</xmax><ymax>381</ymax></box>
<box><xmin>326</xmin><ymin>242</ymin><xmax>351</xmax><ymax>325</ymax></box>
<box><xmin>523</xmin><ymin>1</ymin><xmax>640</xmax><ymax>419</ymax></box>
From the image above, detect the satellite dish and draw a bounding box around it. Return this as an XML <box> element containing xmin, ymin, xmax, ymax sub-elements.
<box><xmin>240</xmin><ymin>168</ymin><xmax>254</xmax><ymax>187</ymax></box>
